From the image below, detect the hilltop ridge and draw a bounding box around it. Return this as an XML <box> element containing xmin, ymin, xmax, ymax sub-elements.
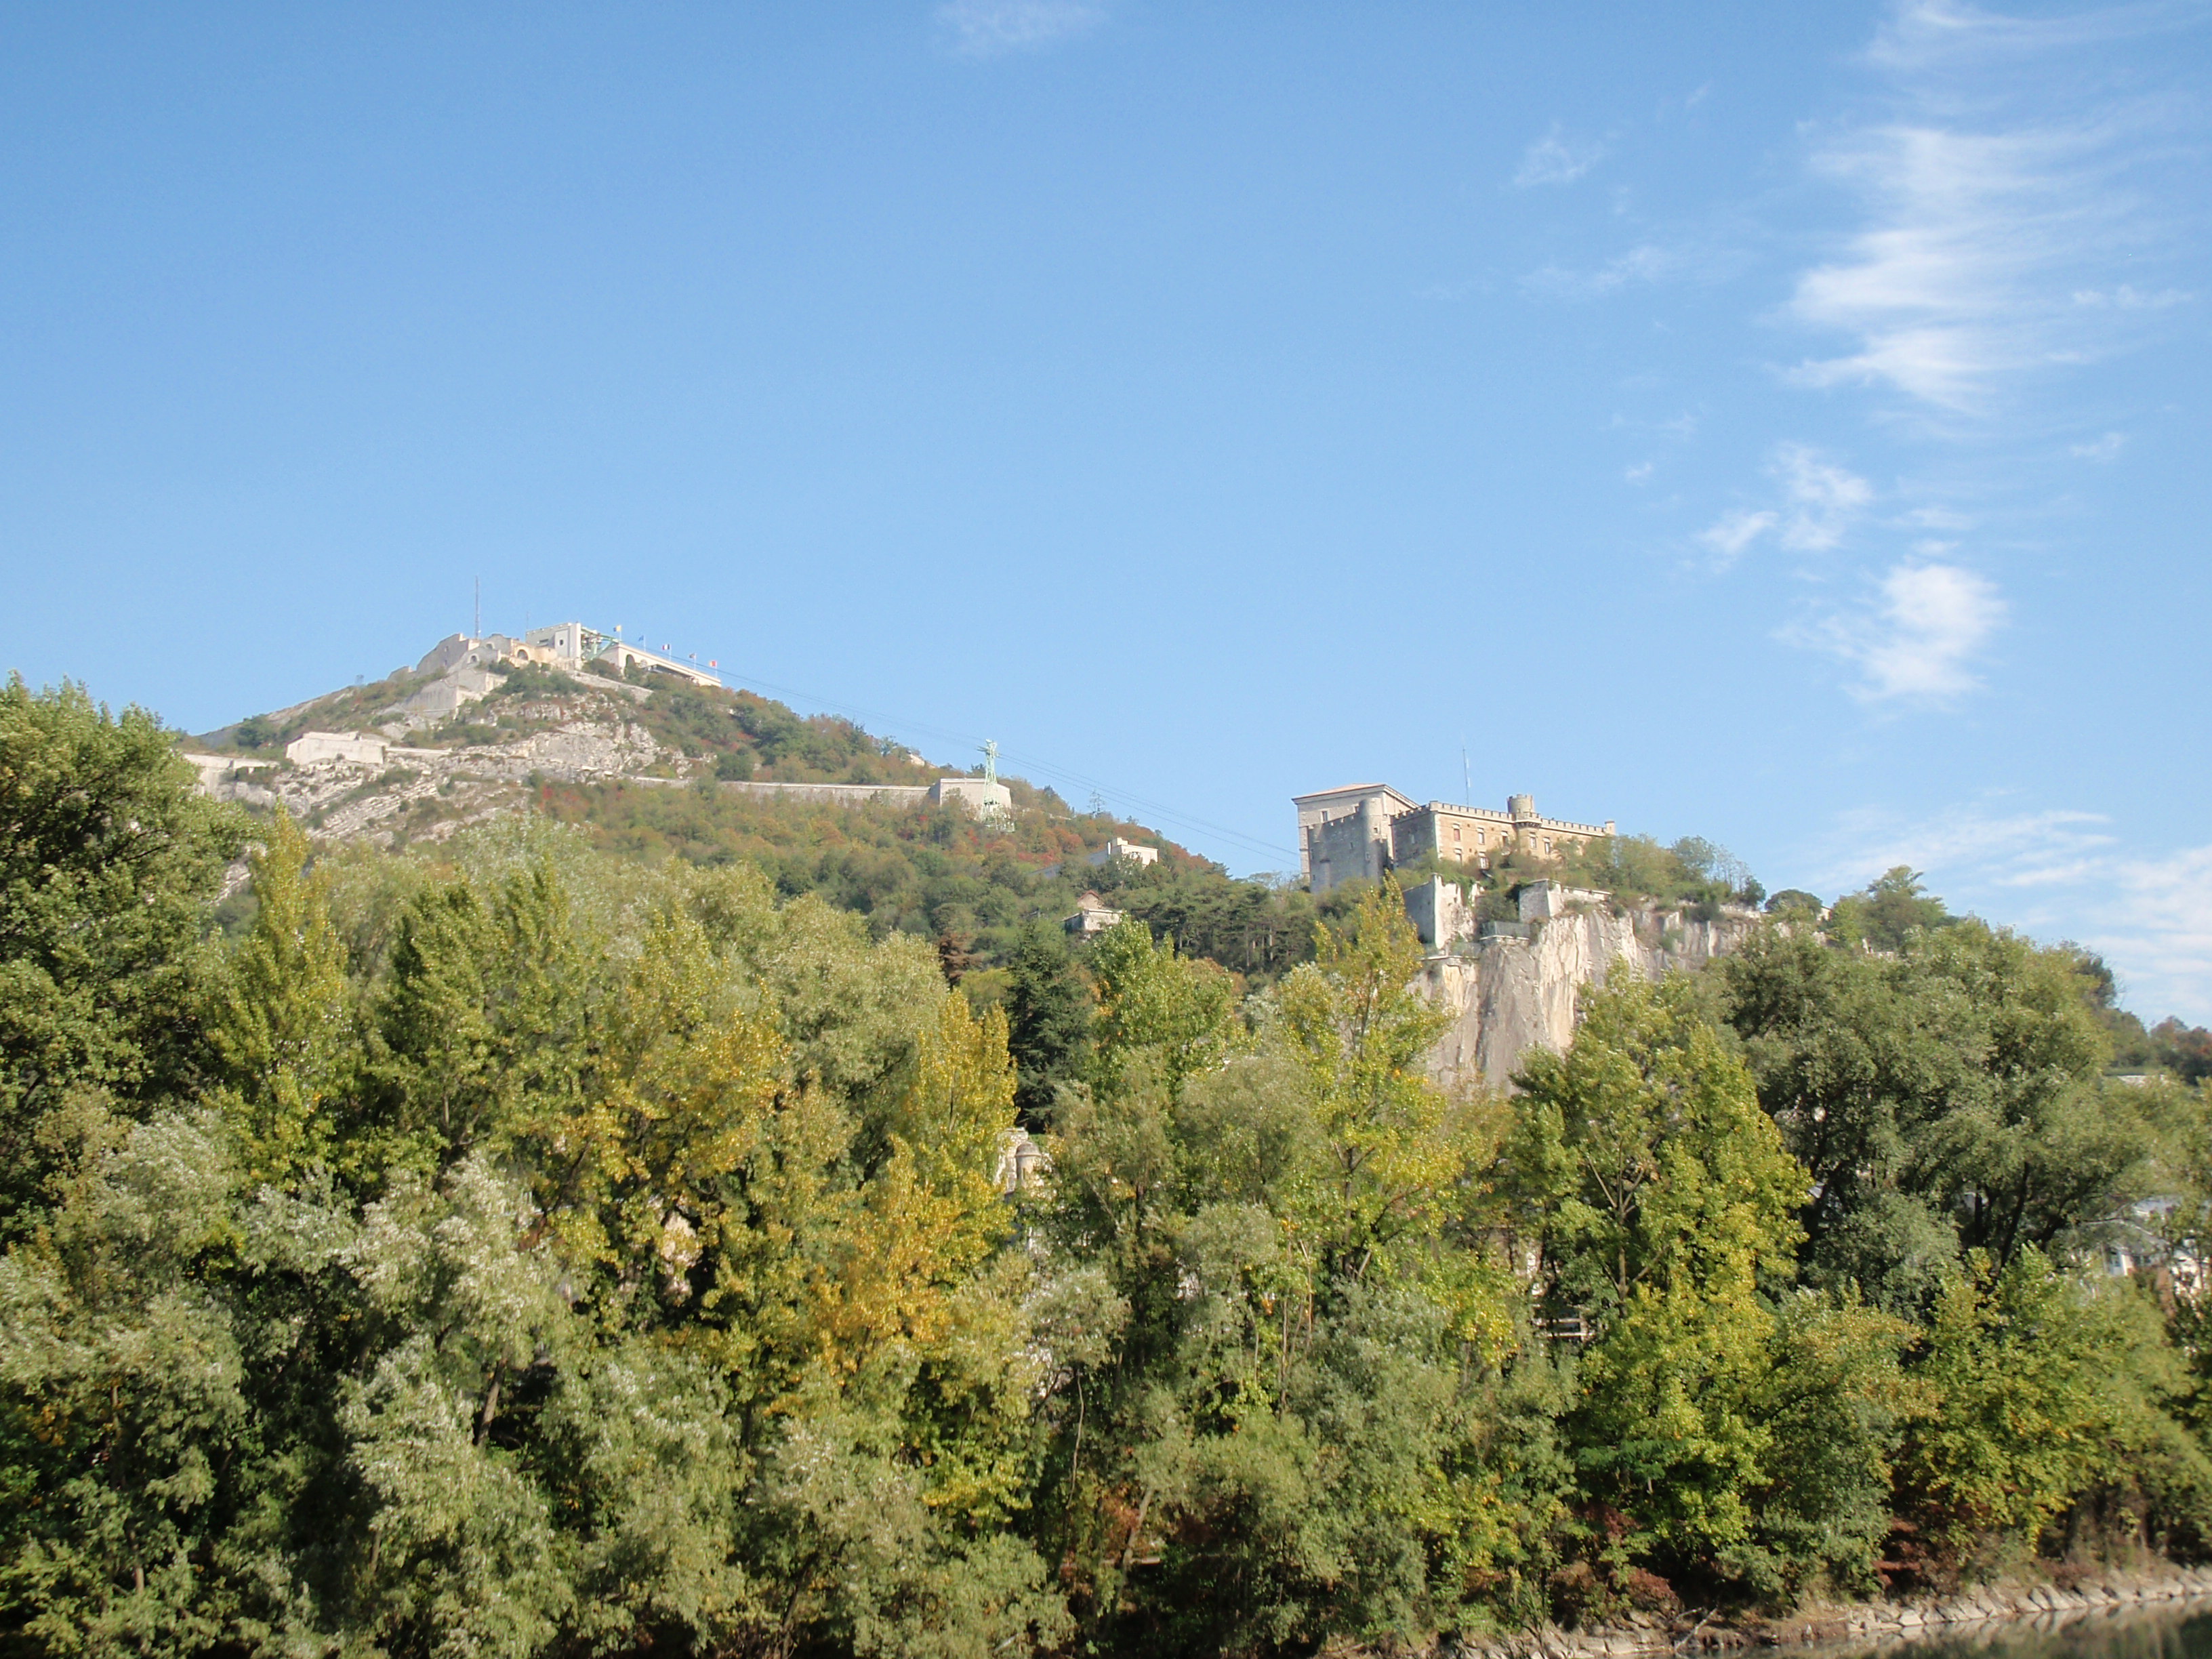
<box><xmin>185</xmin><ymin>621</ymin><xmax>1079</xmax><ymax>845</ymax></box>
<box><xmin>175</xmin><ymin>622</ymin><xmax>1334</xmax><ymax>995</ymax></box>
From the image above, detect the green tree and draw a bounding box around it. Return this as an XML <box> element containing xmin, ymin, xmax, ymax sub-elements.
<box><xmin>1717</xmin><ymin>926</ymin><xmax>1967</xmax><ymax>1310</ymax></box>
<box><xmin>1828</xmin><ymin>866</ymin><xmax>1950</xmax><ymax>954</ymax></box>
<box><xmin>1002</xmin><ymin>922</ymin><xmax>1094</xmax><ymax>1122</ymax></box>
<box><xmin>1742</xmin><ymin>1294</ymin><xmax>1915</xmax><ymax>1596</ymax></box>
<box><xmin>0</xmin><ymin>1109</ymin><xmax>257</xmax><ymax>1655</ymax></box>
<box><xmin>1512</xmin><ymin>972</ymin><xmax>1807</xmax><ymax>1578</ymax></box>
<box><xmin>1085</xmin><ymin>918</ymin><xmax>1237</xmax><ymax>1105</ymax></box>
<box><xmin>1900</xmin><ymin>1251</ymin><xmax>2131</xmax><ymax>1551</ymax></box>
<box><xmin>1720</xmin><ymin>920</ymin><xmax>2158</xmax><ymax>1311</ymax></box>
<box><xmin>367</xmin><ymin>865</ymin><xmax>598</xmax><ymax>1181</ymax></box>
<box><xmin>1036</xmin><ymin>881</ymin><xmax>1532</xmax><ymax>1655</ymax></box>
<box><xmin>1279</xmin><ymin>878</ymin><xmax>1504</xmax><ymax>1336</ymax></box>
<box><xmin>0</xmin><ymin>679</ymin><xmax>245</xmax><ymax>1240</ymax></box>
<box><xmin>202</xmin><ymin>810</ymin><xmax>356</xmax><ymax>1185</ymax></box>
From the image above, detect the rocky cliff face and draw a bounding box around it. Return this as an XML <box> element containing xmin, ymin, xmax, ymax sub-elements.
<box><xmin>185</xmin><ymin>672</ymin><xmax>689</xmax><ymax>897</ymax></box>
<box><xmin>1421</xmin><ymin>902</ymin><xmax>1762</xmax><ymax>1090</ymax></box>
<box><xmin>198</xmin><ymin>708</ymin><xmax>668</xmax><ymax>846</ymax></box>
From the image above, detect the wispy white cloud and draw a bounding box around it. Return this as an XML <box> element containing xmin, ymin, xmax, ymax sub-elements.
<box><xmin>1786</xmin><ymin>125</ymin><xmax>2123</xmax><ymax>410</ymax></box>
<box><xmin>2094</xmin><ymin>846</ymin><xmax>2212</xmax><ymax>1024</ymax></box>
<box><xmin>1809</xmin><ymin>801</ymin><xmax>2117</xmax><ymax>897</ymax></box>
<box><xmin>1782</xmin><ymin>1</ymin><xmax>2197</xmax><ymax>413</ymax></box>
<box><xmin>1771</xmin><ymin>443</ymin><xmax>1875</xmax><ymax>549</ymax></box>
<box><xmin>1523</xmin><ymin>243</ymin><xmax>1683</xmax><ymax>299</ymax></box>
<box><xmin>1707</xmin><ymin>3</ymin><xmax>2203</xmax><ymax>717</ymax></box>
<box><xmin>937</xmin><ymin>0</ymin><xmax>1105</xmax><ymax>58</ymax></box>
<box><xmin>1607</xmin><ymin>410</ymin><xmax>1703</xmax><ymax>449</ymax></box>
<box><xmin>1513</xmin><ymin>124</ymin><xmax>1607</xmax><ymax>188</ymax></box>
<box><xmin>1624</xmin><ymin>461</ymin><xmax>1655</xmax><ymax>484</ymax></box>
<box><xmin>1698</xmin><ymin>443</ymin><xmax>1873</xmax><ymax>566</ymax></box>
<box><xmin>1794</xmin><ymin>561</ymin><xmax>2007</xmax><ymax>701</ymax></box>
<box><xmin>1700</xmin><ymin>509</ymin><xmax>1779</xmax><ymax>564</ymax></box>
<box><xmin>2072</xmin><ymin>284</ymin><xmax>2191</xmax><ymax>310</ymax></box>
<box><xmin>1866</xmin><ymin>0</ymin><xmax>2203</xmax><ymax>75</ymax></box>
<box><xmin>1904</xmin><ymin>504</ymin><xmax>1974</xmax><ymax>531</ymax></box>
<box><xmin>1802</xmin><ymin>800</ymin><xmax>2212</xmax><ymax>1021</ymax></box>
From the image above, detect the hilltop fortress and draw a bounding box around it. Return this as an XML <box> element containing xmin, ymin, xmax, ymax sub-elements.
<box><xmin>392</xmin><ymin>621</ymin><xmax>723</xmax><ymax>722</ymax></box>
<box><xmin>425</xmin><ymin>622</ymin><xmax>725</xmax><ymax>691</ymax></box>
<box><xmin>1294</xmin><ymin>782</ymin><xmax>1615</xmax><ymax>894</ymax></box>
<box><xmin>1294</xmin><ymin>780</ymin><xmax>1757</xmax><ymax>1087</ymax></box>
<box><xmin>184</xmin><ymin>621</ymin><xmax>1012</xmax><ymax>847</ymax></box>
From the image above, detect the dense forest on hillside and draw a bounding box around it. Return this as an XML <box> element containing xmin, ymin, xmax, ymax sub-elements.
<box><xmin>535</xmin><ymin>779</ymin><xmax>1336</xmax><ymax>992</ymax></box>
<box><xmin>11</xmin><ymin>678</ymin><xmax>2212</xmax><ymax>1659</ymax></box>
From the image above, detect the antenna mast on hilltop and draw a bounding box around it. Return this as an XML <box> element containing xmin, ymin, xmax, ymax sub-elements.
<box><xmin>981</xmin><ymin>739</ymin><xmax>999</xmax><ymax>785</ymax></box>
<box><xmin>1462</xmin><ymin>744</ymin><xmax>1471</xmax><ymax>806</ymax></box>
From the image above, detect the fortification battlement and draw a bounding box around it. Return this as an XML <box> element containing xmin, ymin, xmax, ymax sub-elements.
<box><xmin>1293</xmin><ymin>783</ymin><xmax>1617</xmax><ymax>895</ymax></box>
<box><xmin>414</xmin><ymin>623</ymin><xmax>724</xmax><ymax>692</ymax></box>
<box><xmin>1420</xmin><ymin>800</ymin><xmax>1612</xmax><ymax>838</ymax></box>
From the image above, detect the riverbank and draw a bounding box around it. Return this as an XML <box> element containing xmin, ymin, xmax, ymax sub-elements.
<box><xmin>1451</xmin><ymin>1564</ymin><xmax>2212</xmax><ymax>1659</ymax></box>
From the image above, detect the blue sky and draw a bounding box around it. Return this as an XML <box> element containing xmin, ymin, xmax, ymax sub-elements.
<box><xmin>5</xmin><ymin>2</ymin><xmax>2210</xmax><ymax>1019</ymax></box>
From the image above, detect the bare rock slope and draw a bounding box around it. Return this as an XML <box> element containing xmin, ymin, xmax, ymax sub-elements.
<box><xmin>1423</xmin><ymin>901</ymin><xmax>1763</xmax><ymax>1088</ymax></box>
<box><xmin>190</xmin><ymin>673</ymin><xmax>687</xmax><ymax>862</ymax></box>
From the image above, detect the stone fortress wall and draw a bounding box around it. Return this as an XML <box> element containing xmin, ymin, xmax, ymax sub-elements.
<box><xmin>389</xmin><ymin>621</ymin><xmax>726</xmax><ymax>724</ymax></box>
<box><xmin>1295</xmin><ymin>780</ymin><xmax>1750</xmax><ymax>1089</ymax></box>
<box><xmin>1294</xmin><ymin>783</ymin><xmax>1616</xmax><ymax>896</ymax></box>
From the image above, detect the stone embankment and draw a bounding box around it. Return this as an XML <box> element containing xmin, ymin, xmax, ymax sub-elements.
<box><xmin>1450</xmin><ymin>1566</ymin><xmax>2212</xmax><ymax>1659</ymax></box>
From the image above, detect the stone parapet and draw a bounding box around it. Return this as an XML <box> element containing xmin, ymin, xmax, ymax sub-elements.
<box><xmin>701</xmin><ymin>780</ymin><xmax>933</xmax><ymax>807</ymax></box>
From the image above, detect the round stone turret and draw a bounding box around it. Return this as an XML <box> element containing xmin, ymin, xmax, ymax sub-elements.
<box><xmin>1508</xmin><ymin>793</ymin><xmax>1537</xmax><ymax>823</ymax></box>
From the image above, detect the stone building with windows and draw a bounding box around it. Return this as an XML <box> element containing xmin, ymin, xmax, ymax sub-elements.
<box><xmin>1064</xmin><ymin>891</ymin><xmax>1126</xmax><ymax>936</ymax></box>
<box><xmin>1294</xmin><ymin>783</ymin><xmax>1416</xmax><ymax>893</ymax></box>
<box><xmin>285</xmin><ymin>730</ymin><xmax>391</xmax><ymax>767</ymax></box>
<box><xmin>1294</xmin><ymin>783</ymin><xmax>1615</xmax><ymax>895</ymax></box>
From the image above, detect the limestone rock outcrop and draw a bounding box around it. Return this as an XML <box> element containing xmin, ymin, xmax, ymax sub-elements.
<box><xmin>191</xmin><ymin>675</ymin><xmax>678</xmax><ymax>858</ymax></box>
<box><xmin>1419</xmin><ymin>899</ymin><xmax>1763</xmax><ymax>1089</ymax></box>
